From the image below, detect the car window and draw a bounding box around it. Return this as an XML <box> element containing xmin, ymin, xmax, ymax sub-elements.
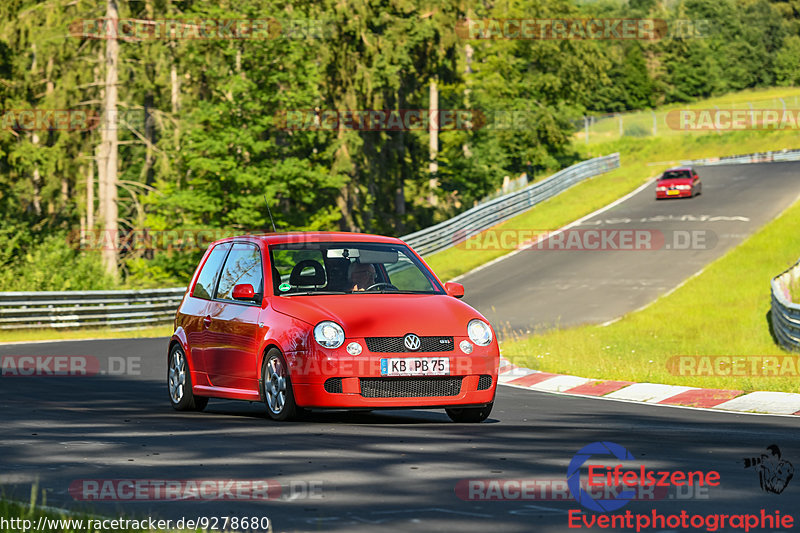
<box><xmin>191</xmin><ymin>243</ymin><xmax>232</xmax><ymax>300</ymax></box>
<box><xmin>386</xmin><ymin>254</ymin><xmax>436</xmax><ymax>291</ymax></box>
<box><xmin>271</xmin><ymin>248</ymin><xmax>329</xmax><ymax>292</ymax></box>
<box><xmin>216</xmin><ymin>243</ymin><xmax>264</xmax><ymax>302</ymax></box>
<box><xmin>269</xmin><ymin>242</ymin><xmax>443</xmax><ymax>295</ymax></box>
<box><xmin>660</xmin><ymin>170</ymin><xmax>691</xmax><ymax>180</ymax></box>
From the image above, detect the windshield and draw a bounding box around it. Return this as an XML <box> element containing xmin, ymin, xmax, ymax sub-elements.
<box><xmin>269</xmin><ymin>242</ymin><xmax>444</xmax><ymax>296</ymax></box>
<box><xmin>659</xmin><ymin>170</ymin><xmax>692</xmax><ymax>180</ymax></box>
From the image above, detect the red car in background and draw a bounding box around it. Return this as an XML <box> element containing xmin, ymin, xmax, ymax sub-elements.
<box><xmin>655</xmin><ymin>167</ymin><xmax>702</xmax><ymax>199</ymax></box>
<box><xmin>167</xmin><ymin>232</ymin><xmax>499</xmax><ymax>422</ymax></box>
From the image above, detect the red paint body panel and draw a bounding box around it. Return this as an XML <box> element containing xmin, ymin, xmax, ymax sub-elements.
<box><xmin>170</xmin><ymin>232</ymin><xmax>499</xmax><ymax>412</ymax></box>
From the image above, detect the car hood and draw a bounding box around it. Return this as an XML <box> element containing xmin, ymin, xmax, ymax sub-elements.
<box><xmin>271</xmin><ymin>294</ymin><xmax>487</xmax><ymax>337</ymax></box>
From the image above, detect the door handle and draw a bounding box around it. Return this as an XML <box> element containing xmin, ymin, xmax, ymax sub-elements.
<box><xmin>203</xmin><ymin>315</ymin><xmax>212</xmax><ymax>328</ymax></box>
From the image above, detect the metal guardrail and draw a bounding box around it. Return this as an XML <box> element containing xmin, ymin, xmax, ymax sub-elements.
<box><xmin>771</xmin><ymin>259</ymin><xmax>800</xmax><ymax>351</ymax></box>
<box><xmin>682</xmin><ymin>148</ymin><xmax>800</xmax><ymax>167</ymax></box>
<box><xmin>0</xmin><ymin>154</ymin><xmax>619</xmax><ymax>330</ymax></box>
<box><xmin>0</xmin><ymin>288</ymin><xmax>185</xmax><ymax>330</ymax></box>
<box><xmin>401</xmin><ymin>153</ymin><xmax>620</xmax><ymax>256</ymax></box>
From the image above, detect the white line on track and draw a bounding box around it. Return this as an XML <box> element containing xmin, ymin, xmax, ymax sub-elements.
<box><xmin>450</xmin><ymin>177</ymin><xmax>657</xmax><ymax>282</ymax></box>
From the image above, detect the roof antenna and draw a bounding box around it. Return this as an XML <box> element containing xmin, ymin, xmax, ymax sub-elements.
<box><xmin>264</xmin><ymin>195</ymin><xmax>277</xmax><ymax>232</ymax></box>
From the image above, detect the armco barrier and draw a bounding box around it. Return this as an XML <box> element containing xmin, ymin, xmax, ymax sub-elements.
<box><xmin>0</xmin><ymin>288</ymin><xmax>185</xmax><ymax>330</ymax></box>
<box><xmin>772</xmin><ymin>258</ymin><xmax>800</xmax><ymax>351</ymax></box>
<box><xmin>682</xmin><ymin>148</ymin><xmax>800</xmax><ymax>167</ymax></box>
<box><xmin>402</xmin><ymin>153</ymin><xmax>620</xmax><ymax>255</ymax></box>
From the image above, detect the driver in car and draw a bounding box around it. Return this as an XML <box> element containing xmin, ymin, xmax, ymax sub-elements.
<box><xmin>348</xmin><ymin>262</ymin><xmax>376</xmax><ymax>291</ymax></box>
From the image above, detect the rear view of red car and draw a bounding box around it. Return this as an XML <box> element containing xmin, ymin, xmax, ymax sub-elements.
<box><xmin>167</xmin><ymin>232</ymin><xmax>499</xmax><ymax>423</ymax></box>
<box><xmin>655</xmin><ymin>167</ymin><xmax>702</xmax><ymax>199</ymax></box>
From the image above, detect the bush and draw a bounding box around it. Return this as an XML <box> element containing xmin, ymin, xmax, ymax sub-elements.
<box><xmin>624</xmin><ymin>123</ymin><xmax>651</xmax><ymax>137</ymax></box>
<box><xmin>0</xmin><ymin>233</ymin><xmax>117</xmax><ymax>291</ymax></box>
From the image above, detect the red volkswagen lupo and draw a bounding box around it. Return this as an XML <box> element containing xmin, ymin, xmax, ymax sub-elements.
<box><xmin>168</xmin><ymin>232</ymin><xmax>499</xmax><ymax>422</ymax></box>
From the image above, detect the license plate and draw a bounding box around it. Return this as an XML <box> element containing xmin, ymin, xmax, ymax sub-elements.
<box><xmin>380</xmin><ymin>357</ymin><xmax>450</xmax><ymax>376</ymax></box>
<box><xmin>667</xmin><ymin>190</ymin><xmax>680</xmax><ymax>195</ymax></box>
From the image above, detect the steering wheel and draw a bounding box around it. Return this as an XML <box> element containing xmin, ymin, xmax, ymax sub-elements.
<box><xmin>365</xmin><ymin>282</ymin><xmax>398</xmax><ymax>291</ymax></box>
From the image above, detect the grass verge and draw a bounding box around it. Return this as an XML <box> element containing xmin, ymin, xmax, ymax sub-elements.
<box><xmin>578</xmin><ymin>86</ymin><xmax>800</xmax><ymax>145</ymax></box>
<box><xmin>0</xmin><ymin>325</ymin><xmax>172</xmax><ymax>344</ymax></box>
<box><xmin>499</xmin><ymin>193</ymin><xmax>800</xmax><ymax>393</ymax></box>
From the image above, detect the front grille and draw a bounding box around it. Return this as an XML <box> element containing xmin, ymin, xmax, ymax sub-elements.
<box><xmin>365</xmin><ymin>336</ymin><xmax>454</xmax><ymax>353</ymax></box>
<box><xmin>360</xmin><ymin>377</ymin><xmax>463</xmax><ymax>398</ymax></box>
<box><xmin>324</xmin><ymin>378</ymin><xmax>343</xmax><ymax>394</ymax></box>
<box><xmin>477</xmin><ymin>375</ymin><xmax>493</xmax><ymax>390</ymax></box>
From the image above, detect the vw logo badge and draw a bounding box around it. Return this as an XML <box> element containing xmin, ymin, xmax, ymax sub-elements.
<box><xmin>404</xmin><ymin>334</ymin><xmax>421</xmax><ymax>351</ymax></box>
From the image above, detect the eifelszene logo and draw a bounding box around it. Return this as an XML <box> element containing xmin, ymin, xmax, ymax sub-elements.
<box><xmin>567</xmin><ymin>441</ymin><xmax>721</xmax><ymax>512</ymax></box>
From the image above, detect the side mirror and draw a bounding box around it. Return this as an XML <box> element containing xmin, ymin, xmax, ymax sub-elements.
<box><xmin>444</xmin><ymin>282</ymin><xmax>464</xmax><ymax>299</ymax></box>
<box><xmin>232</xmin><ymin>283</ymin><xmax>256</xmax><ymax>301</ymax></box>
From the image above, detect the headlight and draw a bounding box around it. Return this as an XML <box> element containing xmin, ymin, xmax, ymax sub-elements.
<box><xmin>467</xmin><ymin>319</ymin><xmax>493</xmax><ymax>346</ymax></box>
<box><xmin>656</xmin><ymin>186</ymin><xmax>666</xmax><ymax>191</ymax></box>
<box><xmin>314</xmin><ymin>321</ymin><xmax>345</xmax><ymax>349</ymax></box>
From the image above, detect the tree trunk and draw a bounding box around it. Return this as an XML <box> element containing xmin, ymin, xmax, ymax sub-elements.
<box><xmin>171</xmin><ymin>53</ymin><xmax>179</xmax><ymax>151</ymax></box>
<box><xmin>101</xmin><ymin>0</ymin><xmax>120</xmax><ymax>279</ymax></box>
<box><xmin>144</xmin><ymin>91</ymin><xmax>155</xmax><ymax>186</ymax></box>
<box><xmin>45</xmin><ymin>56</ymin><xmax>68</xmax><ymax>208</ymax></box>
<box><xmin>428</xmin><ymin>79</ymin><xmax>438</xmax><ymax>207</ymax></box>
<box><xmin>87</xmin><ymin>155</ymin><xmax>94</xmax><ymax>230</ymax></box>
<box><xmin>30</xmin><ymin>43</ymin><xmax>42</xmax><ymax>216</ymax></box>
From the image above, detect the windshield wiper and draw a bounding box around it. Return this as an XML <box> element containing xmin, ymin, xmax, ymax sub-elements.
<box><xmin>360</xmin><ymin>290</ymin><xmax>435</xmax><ymax>294</ymax></box>
<box><xmin>282</xmin><ymin>290</ymin><xmax>348</xmax><ymax>296</ymax></box>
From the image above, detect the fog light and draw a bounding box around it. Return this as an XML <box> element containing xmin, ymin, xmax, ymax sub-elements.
<box><xmin>346</xmin><ymin>342</ymin><xmax>363</xmax><ymax>355</ymax></box>
<box><xmin>460</xmin><ymin>340</ymin><xmax>473</xmax><ymax>354</ymax></box>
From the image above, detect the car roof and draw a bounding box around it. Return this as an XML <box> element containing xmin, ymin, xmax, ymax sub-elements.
<box><xmin>211</xmin><ymin>231</ymin><xmax>407</xmax><ymax>247</ymax></box>
<box><xmin>663</xmin><ymin>167</ymin><xmax>693</xmax><ymax>172</ymax></box>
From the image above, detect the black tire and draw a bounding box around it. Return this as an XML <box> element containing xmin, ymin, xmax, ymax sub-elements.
<box><xmin>262</xmin><ymin>348</ymin><xmax>297</xmax><ymax>421</ymax></box>
<box><xmin>168</xmin><ymin>344</ymin><xmax>208</xmax><ymax>411</ymax></box>
<box><xmin>446</xmin><ymin>402</ymin><xmax>493</xmax><ymax>423</ymax></box>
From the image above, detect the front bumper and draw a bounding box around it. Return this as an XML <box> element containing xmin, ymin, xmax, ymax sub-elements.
<box><xmin>285</xmin><ymin>341</ymin><xmax>498</xmax><ymax>408</ymax></box>
<box><xmin>656</xmin><ymin>189</ymin><xmax>691</xmax><ymax>198</ymax></box>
